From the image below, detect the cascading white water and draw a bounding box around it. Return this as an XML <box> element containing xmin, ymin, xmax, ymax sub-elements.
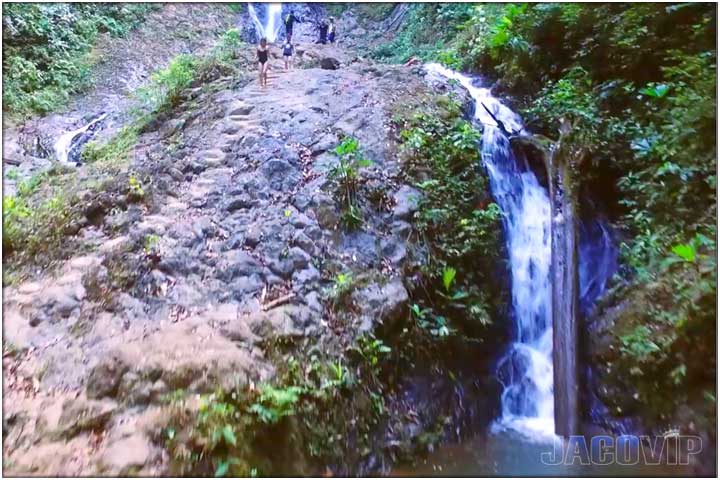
<box><xmin>426</xmin><ymin>64</ymin><xmax>555</xmax><ymax>440</ymax></box>
<box><xmin>247</xmin><ymin>3</ymin><xmax>283</xmax><ymax>42</ymax></box>
<box><xmin>54</xmin><ymin>113</ymin><xmax>107</xmax><ymax>165</ymax></box>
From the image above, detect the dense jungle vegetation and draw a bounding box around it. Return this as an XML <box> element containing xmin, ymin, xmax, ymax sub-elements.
<box><xmin>375</xmin><ymin>2</ymin><xmax>716</xmax><ymax>432</ymax></box>
<box><xmin>2</xmin><ymin>3</ymin><xmax>157</xmax><ymax>117</ymax></box>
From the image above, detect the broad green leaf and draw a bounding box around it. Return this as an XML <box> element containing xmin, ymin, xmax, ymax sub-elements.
<box><xmin>640</xmin><ymin>83</ymin><xmax>670</xmax><ymax>98</ymax></box>
<box><xmin>671</xmin><ymin>243</ymin><xmax>696</xmax><ymax>262</ymax></box>
<box><xmin>215</xmin><ymin>461</ymin><xmax>230</xmax><ymax>478</ymax></box>
<box><xmin>442</xmin><ymin>267</ymin><xmax>457</xmax><ymax>292</ymax></box>
<box><xmin>222</xmin><ymin>425</ymin><xmax>237</xmax><ymax>446</ymax></box>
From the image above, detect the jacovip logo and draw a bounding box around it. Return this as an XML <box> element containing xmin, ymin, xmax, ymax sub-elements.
<box><xmin>541</xmin><ymin>434</ymin><xmax>703</xmax><ymax>466</ymax></box>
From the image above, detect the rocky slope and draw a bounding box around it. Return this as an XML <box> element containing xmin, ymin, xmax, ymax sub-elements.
<box><xmin>2</xmin><ymin>18</ymin><xmax>493</xmax><ymax>472</ymax></box>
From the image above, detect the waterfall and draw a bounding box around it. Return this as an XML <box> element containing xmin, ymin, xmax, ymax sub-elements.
<box><xmin>425</xmin><ymin>64</ymin><xmax>555</xmax><ymax>440</ymax></box>
<box><xmin>579</xmin><ymin>217</ymin><xmax>617</xmax><ymax>314</ymax></box>
<box><xmin>247</xmin><ymin>3</ymin><xmax>283</xmax><ymax>42</ymax></box>
<box><xmin>53</xmin><ymin>113</ymin><xmax>107</xmax><ymax>166</ymax></box>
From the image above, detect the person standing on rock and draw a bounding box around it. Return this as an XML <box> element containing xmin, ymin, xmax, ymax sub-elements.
<box><xmin>282</xmin><ymin>39</ymin><xmax>295</xmax><ymax>70</ymax></box>
<box><xmin>328</xmin><ymin>17</ymin><xmax>336</xmax><ymax>43</ymax></box>
<box><xmin>284</xmin><ymin>10</ymin><xmax>301</xmax><ymax>42</ymax></box>
<box><xmin>317</xmin><ymin>17</ymin><xmax>329</xmax><ymax>44</ymax></box>
<box><xmin>257</xmin><ymin>37</ymin><xmax>270</xmax><ymax>86</ymax></box>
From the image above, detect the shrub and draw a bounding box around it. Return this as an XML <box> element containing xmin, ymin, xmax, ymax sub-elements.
<box><xmin>328</xmin><ymin>137</ymin><xmax>372</xmax><ymax>230</ymax></box>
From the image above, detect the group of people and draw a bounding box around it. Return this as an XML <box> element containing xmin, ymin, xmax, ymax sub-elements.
<box><xmin>283</xmin><ymin>9</ymin><xmax>336</xmax><ymax>44</ymax></box>
<box><xmin>316</xmin><ymin>16</ymin><xmax>336</xmax><ymax>44</ymax></box>
<box><xmin>255</xmin><ymin>10</ymin><xmax>338</xmax><ymax>87</ymax></box>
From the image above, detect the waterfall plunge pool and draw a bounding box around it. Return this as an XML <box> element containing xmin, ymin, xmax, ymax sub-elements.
<box><xmin>393</xmin><ymin>430</ymin><xmax>694</xmax><ymax>476</ymax></box>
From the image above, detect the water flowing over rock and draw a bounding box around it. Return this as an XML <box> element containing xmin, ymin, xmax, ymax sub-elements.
<box><xmin>54</xmin><ymin>113</ymin><xmax>108</xmax><ymax>165</ymax></box>
<box><xmin>426</xmin><ymin>63</ymin><xmax>556</xmax><ymax>441</ymax></box>
<box><xmin>247</xmin><ymin>3</ymin><xmax>283</xmax><ymax>42</ymax></box>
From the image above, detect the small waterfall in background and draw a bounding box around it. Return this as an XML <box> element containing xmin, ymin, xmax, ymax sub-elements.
<box><xmin>426</xmin><ymin>63</ymin><xmax>555</xmax><ymax>440</ymax></box>
<box><xmin>53</xmin><ymin>112</ymin><xmax>107</xmax><ymax>165</ymax></box>
<box><xmin>247</xmin><ymin>3</ymin><xmax>283</xmax><ymax>42</ymax></box>
<box><xmin>579</xmin><ymin>215</ymin><xmax>621</xmax><ymax>431</ymax></box>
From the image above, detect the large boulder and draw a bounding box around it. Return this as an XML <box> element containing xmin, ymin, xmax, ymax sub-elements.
<box><xmin>320</xmin><ymin>57</ymin><xmax>341</xmax><ymax>70</ymax></box>
<box><xmin>91</xmin><ymin>318</ymin><xmax>271</xmax><ymax>400</ymax></box>
<box><xmin>248</xmin><ymin>304</ymin><xmax>319</xmax><ymax>339</ymax></box>
<box><xmin>86</xmin><ymin>355</ymin><xmax>129</xmax><ymax>399</ymax></box>
<box><xmin>392</xmin><ymin>185</ymin><xmax>422</xmax><ymax>221</ymax></box>
<box><xmin>352</xmin><ymin>278</ymin><xmax>409</xmax><ymax>333</ymax></box>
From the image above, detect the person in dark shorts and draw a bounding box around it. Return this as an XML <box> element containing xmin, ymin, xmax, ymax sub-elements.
<box><xmin>281</xmin><ymin>39</ymin><xmax>294</xmax><ymax>70</ymax></box>
<box><xmin>284</xmin><ymin>10</ymin><xmax>301</xmax><ymax>41</ymax></box>
<box><xmin>328</xmin><ymin>17</ymin><xmax>336</xmax><ymax>43</ymax></box>
<box><xmin>257</xmin><ymin>37</ymin><xmax>269</xmax><ymax>86</ymax></box>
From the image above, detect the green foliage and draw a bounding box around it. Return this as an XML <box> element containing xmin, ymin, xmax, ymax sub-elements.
<box><xmin>134</xmin><ymin>26</ymin><xmax>242</xmax><ymax>115</ymax></box>
<box><xmin>372</xmin><ymin>4</ymin><xmax>476</xmax><ymax>63</ymax></box>
<box><xmin>164</xmin><ymin>336</ymin><xmax>396</xmax><ymax>476</ymax></box>
<box><xmin>388</xmin><ymin>3</ymin><xmax>716</xmax><ymax>424</ymax></box>
<box><xmin>3</xmin><ymin>193</ymin><xmax>32</xmax><ymax>253</ymax></box>
<box><xmin>332</xmin><ymin>272</ymin><xmax>354</xmax><ymax>296</ymax></box>
<box><xmin>441</xmin><ymin>267</ymin><xmax>456</xmax><ymax>292</ymax></box>
<box><xmin>165</xmin><ymin>390</ymin><xmax>254</xmax><ymax>477</ymax></box>
<box><xmin>397</xmin><ymin>96</ymin><xmax>503</xmax><ymax>334</ymax></box>
<box><xmin>353</xmin><ymin>335</ymin><xmax>392</xmax><ymax>367</ymax></box>
<box><xmin>226</xmin><ymin>3</ymin><xmax>245</xmax><ymax>14</ymax></box>
<box><xmin>410</xmin><ymin>304</ymin><xmax>455</xmax><ymax>337</ymax></box>
<box><xmin>2</xmin><ymin>171</ymin><xmax>73</xmax><ymax>257</ymax></box>
<box><xmin>329</xmin><ymin>137</ymin><xmax>372</xmax><ymax>230</ymax></box>
<box><xmin>354</xmin><ymin>3</ymin><xmax>396</xmax><ymax>22</ymax></box>
<box><xmin>3</xmin><ymin>116</ymin><xmax>150</xmax><ymax>270</ymax></box>
<box><xmin>324</xmin><ymin>271</ymin><xmax>358</xmax><ymax>314</ymax></box>
<box><xmin>143</xmin><ymin>234</ymin><xmax>160</xmax><ymax>256</ymax></box>
<box><xmin>82</xmin><ymin>124</ymin><xmax>139</xmax><ymax>165</ymax></box>
<box><xmin>136</xmin><ymin>54</ymin><xmax>197</xmax><ymax>112</ymax></box>
<box><xmin>249</xmin><ymin>385</ymin><xmax>304</xmax><ymax>424</ymax></box>
<box><xmin>486</xmin><ymin>3</ymin><xmax>529</xmax><ymax>59</ymax></box>
<box><xmin>2</xmin><ymin>3</ymin><xmax>156</xmax><ymax>117</ymax></box>
<box><xmin>524</xmin><ymin>66</ymin><xmax>601</xmax><ymax>144</ymax></box>
<box><xmin>620</xmin><ymin>325</ymin><xmax>661</xmax><ymax>362</ymax></box>
<box><xmin>671</xmin><ymin>242</ymin><xmax>697</xmax><ymax>263</ymax></box>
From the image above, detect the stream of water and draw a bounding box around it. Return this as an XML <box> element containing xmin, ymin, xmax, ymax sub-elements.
<box><xmin>53</xmin><ymin>112</ymin><xmax>108</xmax><ymax>166</ymax></box>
